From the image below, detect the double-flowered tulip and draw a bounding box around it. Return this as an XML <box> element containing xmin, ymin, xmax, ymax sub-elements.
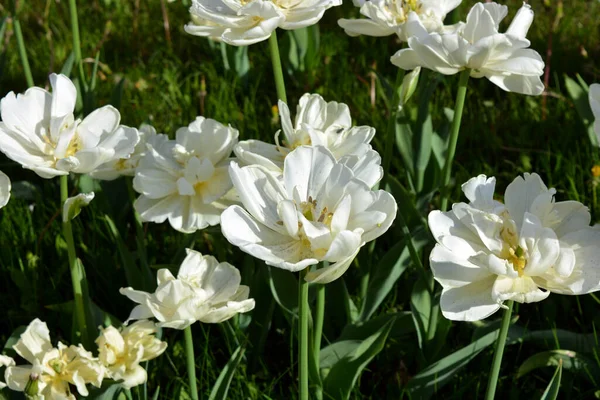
<box><xmin>0</xmin><ymin>74</ymin><xmax>140</xmax><ymax>178</ymax></box>
<box><xmin>120</xmin><ymin>249</ymin><xmax>255</xmax><ymax>329</ymax></box>
<box><xmin>429</xmin><ymin>173</ymin><xmax>600</xmax><ymax>321</ymax></box>
<box><xmin>391</xmin><ymin>2</ymin><xmax>545</xmax><ymax>95</ymax></box>
<box><xmin>185</xmin><ymin>0</ymin><xmax>341</xmax><ymax>46</ymax></box>
<box><xmin>221</xmin><ymin>145</ymin><xmax>397</xmax><ymax>284</ymax></box>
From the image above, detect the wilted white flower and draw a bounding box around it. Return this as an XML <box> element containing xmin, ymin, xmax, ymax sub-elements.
<box><xmin>133</xmin><ymin>117</ymin><xmax>238</xmax><ymax>233</ymax></box>
<box><xmin>120</xmin><ymin>249</ymin><xmax>255</xmax><ymax>330</ymax></box>
<box><xmin>185</xmin><ymin>0</ymin><xmax>342</xmax><ymax>46</ymax></box>
<box><xmin>0</xmin><ymin>170</ymin><xmax>10</xmax><ymax>209</ymax></box>
<box><xmin>235</xmin><ymin>93</ymin><xmax>381</xmax><ymax>185</ymax></box>
<box><xmin>590</xmin><ymin>83</ymin><xmax>600</xmax><ymax>141</ymax></box>
<box><xmin>96</xmin><ymin>320</ymin><xmax>167</xmax><ymax>389</ymax></box>
<box><xmin>391</xmin><ymin>2</ymin><xmax>545</xmax><ymax>95</ymax></box>
<box><xmin>0</xmin><ymin>355</ymin><xmax>15</xmax><ymax>389</ymax></box>
<box><xmin>338</xmin><ymin>0</ymin><xmax>461</xmax><ymax>41</ymax></box>
<box><xmin>221</xmin><ymin>145</ymin><xmax>397</xmax><ymax>284</ymax></box>
<box><xmin>0</xmin><ymin>73</ymin><xmax>140</xmax><ymax>178</ymax></box>
<box><xmin>429</xmin><ymin>173</ymin><xmax>600</xmax><ymax>321</ymax></box>
<box><xmin>91</xmin><ymin>124</ymin><xmax>169</xmax><ymax>181</ymax></box>
<box><xmin>4</xmin><ymin>319</ymin><xmax>105</xmax><ymax>399</ymax></box>
<box><xmin>63</xmin><ymin>192</ymin><xmax>95</xmax><ymax>223</ymax></box>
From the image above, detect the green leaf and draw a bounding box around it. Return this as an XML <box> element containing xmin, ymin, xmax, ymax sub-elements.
<box><xmin>209</xmin><ymin>346</ymin><xmax>246</xmax><ymax>400</ymax></box>
<box><xmin>110</xmin><ymin>77</ymin><xmax>126</xmax><ymax>110</ymax></box>
<box><xmin>323</xmin><ymin>317</ymin><xmax>394</xmax><ymax>400</ymax></box>
<box><xmin>320</xmin><ymin>340</ymin><xmax>362</xmax><ymax>370</ymax></box>
<box><xmin>340</xmin><ymin>312</ymin><xmax>414</xmax><ymax>342</ymax></box>
<box><xmin>268</xmin><ymin>267</ymin><xmax>299</xmax><ymax>318</ymax></box>
<box><xmin>87</xmin><ymin>383</ymin><xmax>123</xmax><ymax>400</ymax></box>
<box><xmin>540</xmin><ymin>361</ymin><xmax>563</xmax><ymax>400</ymax></box>
<box><xmin>406</xmin><ymin>329</ymin><xmax>499</xmax><ymax>398</ymax></box>
<box><xmin>517</xmin><ymin>350</ymin><xmax>600</xmax><ymax>384</ymax></box>
<box><xmin>414</xmin><ymin>73</ymin><xmax>440</xmax><ymax>192</ymax></box>
<box><xmin>410</xmin><ymin>276</ymin><xmax>432</xmax><ymax>350</ymax></box>
<box><xmin>358</xmin><ymin>240</ymin><xmax>408</xmax><ymax>321</ymax></box>
<box><xmin>2</xmin><ymin>325</ymin><xmax>27</xmax><ymax>358</ymax></box>
<box><xmin>384</xmin><ymin>176</ymin><xmax>423</xmax><ymax>229</ymax></box>
<box><xmin>233</xmin><ymin>46</ymin><xmax>250</xmax><ymax>78</ymax></box>
<box><xmin>60</xmin><ymin>52</ymin><xmax>76</xmax><ymax>77</ymax></box>
<box><xmin>564</xmin><ymin>74</ymin><xmax>597</xmax><ymax>146</ymax></box>
<box><xmin>395</xmin><ymin>109</ymin><xmax>415</xmax><ymax>179</ymax></box>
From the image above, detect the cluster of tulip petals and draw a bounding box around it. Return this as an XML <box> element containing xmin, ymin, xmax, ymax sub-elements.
<box><xmin>1</xmin><ymin>0</ymin><xmax>600</xmax><ymax>398</ymax></box>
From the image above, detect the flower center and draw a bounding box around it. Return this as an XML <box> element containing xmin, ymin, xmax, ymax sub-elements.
<box><xmin>500</xmin><ymin>223</ymin><xmax>528</xmax><ymax>277</ymax></box>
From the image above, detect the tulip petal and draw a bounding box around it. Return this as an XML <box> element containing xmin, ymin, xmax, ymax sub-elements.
<box><xmin>439</xmin><ymin>275</ymin><xmax>500</xmax><ymax>321</ymax></box>
<box><xmin>234</xmin><ymin>140</ymin><xmax>285</xmax><ymax>171</ymax></box>
<box><xmin>431</xmin><ymin>244</ymin><xmax>493</xmax><ymax>288</ymax></box>
<box><xmin>283</xmin><ymin>146</ymin><xmax>336</xmax><ymax>202</ymax></box>
<box><xmin>492</xmin><ymin>275</ymin><xmax>549</xmax><ymax>303</ymax></box>
<box><xmin>504</xmin><ymin>172</ymin><xmax>549</xmax><ymax>231</ymax></box>
<box><xmin>13</xmin><ymin>319</ymin><xmax>53</xmax><ymax>364</ymax></box>
<box><xmin>0</xmin><ymin>170</ymin><xmax>11</xmax><ymax>208</ymax></box>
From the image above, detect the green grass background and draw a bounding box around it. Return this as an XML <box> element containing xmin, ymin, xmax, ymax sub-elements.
<box><xmin>1</xmin><ymin>0</ymin><xmax>600</xmax><ymax>398</ymax></box>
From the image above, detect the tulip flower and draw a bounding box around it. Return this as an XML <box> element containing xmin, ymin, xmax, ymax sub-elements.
<box><xmin>0</xmin><ymin>171</ymin><xmax>10</xmax><ymax>209</ymax></box>
<box><xmin>91</xmin><ymin>124</ymin><xmax>169</xmax><ymax>181</ymax></box>
<box><xmin>0</xmin><ymin>73</ymin><xmax>140</xmax><ymax>178</ymax></box>
<box><xmin>429</xmin><ymin>173</ymin><xmax>600</xmax><ymax>321</ymax></box>
<box><xmin>590</xmin><ymin>83</ymin><xmax>600</xmax><ymax>140</ymax></box>
<box><xmin>96</xmin><ymin>320</ymin><xmax>167</xmax><ymax>389</ymax></box>
<box><xmin>0</xmin><ymin>355</ymin><xmax>15</xmax><ymax>389</ymax></box>
<box><xmin>63</xmin><ymin>192</ymin><xmax>95</xmax><ymax>223</ymax></box>
<box><xmin>185</xmin><ymin>0</ymin><xmax>341</xmax><ymax>46</ymax></box>
<box><xmin>221</xmin><ymin>145</ymin><xmax>397</xmax><ymax>284</ymax></box>
<box><xmin>4</xmin><ymin>319</ymin><xmax>105</xmax><ymax>399</ymax></box>
<box><xmin>133</xmin><ymin>117</ymin><xmax>238</xmax><ymax>233</ymax></box>
<box><xmin>338</xmin><ymin>0</ymin><xmax>461</xmax><ymax>41</ymax></box>
<box><xmin>120</xmin><ymin>249</ymin><xmax>255</xmax><ymax>329</ymax></box>
<box><xmin>391</xmin><ymin>2</ymin><xmax>545</xmax><ymax>95</ymax></box>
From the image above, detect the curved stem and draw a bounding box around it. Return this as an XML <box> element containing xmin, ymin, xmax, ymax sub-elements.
<box><xmin>298</xmin><ymin>269</ymin><xmax>309</xmax><ymax>400</ymax></box>
<box><xmin>439</xmin><ymin>68</ymin><xmax>470</xmax><ymax>212</ymax></box>
<box><xmin>313</xmin><ymin>283</ymin><xmax>325</xmax><ymax>399</ymax></box>
<box><xmin>268</xmin><ymin>31</ymin><xmax>287</xmax><ymax>104</ymax></box>
<box><xmin>484</xmin><ymin>300</ymin><xmax>514</xmax><ymax>400</ymax></box>
<box><xmin>184</xmin><ymin>326</ymin><xmax>199</xmax><ymax>400</ymax></box>
<box><xmin>60</xmin><ymin>175</ymin><xmax>89</xmax><ymax>347</ymax></box>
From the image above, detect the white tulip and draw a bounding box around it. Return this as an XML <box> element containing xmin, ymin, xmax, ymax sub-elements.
<box><xmin>590</xmin><ymin>83</ymin><xmax>600</xmax><ymax>142</ymax></box>
<box><xmin>63</xmin><ymin>192</ymin><xmax>95</xmax><ymax>223</ymax></box>
<box><xmin>0</xmin><ymin>170</ymin><xmax>10</xmax><ymax>209</ymax></box>
<box><xmin>338</xmin><ymin>0</ymin><xmax>461</xmax><ymax>41</ymax></box>
<box><xmin>429</xmin><ymin>173</ymin><xmax>600</xmax><ymax>321</ymax></box>
<box><xmin>0</xmin><ymin>73</ymin><xmax>140</xmax><ymax>178</ymax></box>
<box><xmin>4</xmin><ymin>319</ymin><xmax>105</xmax><ymax>399</ymax></box>
<box><xmin>120</xmin><ymin>249</ymin><xmax>255</xmax><ymax>329</ymax></box>
<box><xmin>96</xmin><ymin>320</ymin><xmax>167</xmax><ymax>389</ymax></box>
<box><xmin>91</xmin><ymin>124</ymin><xmax>169</xmax><ymax>181</ymax></box>
<box><xmin>0</xmin><ymin>355</ymin><xmax>15</xmax><ymax>389</ymax></box>
<box><xmin>133</xmin><ymin>117</ymin><xmax>238</xmax><ymax>233</ymax></box>
<box><xmin>221</xmin><ymin>145</ymin><xmax>397</xmax><ymax>284</ymax></box>
<box><xmin>391</xmin><ymin>2</ymin><xmax>545</xmax><ymax>96</ymax></box>
<box><xmin>234</xmin><ymin>93</ymin><xmax>381</xmax><ymax>186</ymax></box>
<box><xmin>185</xmin><ymin>0</ymin><xmax>341</xmax><ymax>46</ymax></box>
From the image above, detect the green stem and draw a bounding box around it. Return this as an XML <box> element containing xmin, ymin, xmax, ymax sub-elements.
<box><xmin>60</xmin><ymin>175</ymin><xmax>89</xmax><ymax>347</ymax></box>
<box><xmin>298</xmin><ymin>269</ymin><xmax>309</xmax><ymax>400</ymax></box>
<box><xmin>13</xmin><ymin>18</ymin><xmax>34</xmax><ymax>87</ymax></box>
<box><xmin>313</xmin><ymin>283</ymin><xmax>325</xmax><ymax>399</ymax></box>
<box><xmin>184</xmin><ymin>326</ymin><xmax>199</xmax><ymax>400</ymax></box>
<box><xmin>67</xmin><ymin>0</ymin><xmax>87</xmax><ymax>91</ymax></box>
<box><xmin>440</xmin><ymin>68</ymin><xmax>470</xmax><ymax>212</ymax></box>
<box><xmin>484</xmin><ymin>300</ymin><xmax>514</xmax><ymax>400</ymax></box>
<box><xmin>380</xmin><ymin>69</ymin><xmax>406</xmax><ymax>191</ymax></box>
<box><xmin>268</xmin><ymin>31</ymin><xmax>287</xmax><ymax>104</ymax></box>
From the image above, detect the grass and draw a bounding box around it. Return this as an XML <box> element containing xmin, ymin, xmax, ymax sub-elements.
<box><xmin>1</xmin><ymin>0</ymin><xmax>600</xmax><ymax>398</ymax></box>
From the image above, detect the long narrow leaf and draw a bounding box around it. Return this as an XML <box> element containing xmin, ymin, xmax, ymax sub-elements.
<box><xmin>540</xmin><ymin>361</ymin><xmax>563</xmax><ymax>400</ymax></box>
<box><xmin>208</xmin><ymin>346</ymin><xmax>246</xmax><ymax>400</ymax></box>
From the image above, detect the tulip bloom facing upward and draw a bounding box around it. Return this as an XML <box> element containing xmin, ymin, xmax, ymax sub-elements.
<box><xmin>338</xmin><ymin>0</ymin><xmax>461</xmax><ymax>41</ymax></box>
<box><xmin>185</xmin><ymin>0</ymin><xmax>341</xmax><ymax>46</ymax></box>
<box><xmin>4</xmin><ymin>319</ymin><xmax>105</xmax><ymax>399</ymax></box>
<box><xmin>0</xmin><ymin>73</ymin><xmax>140</xmax><ymax>178</ymax></box>
<box><xmin>96</xmin><ymin>320</ymin><xmax>167</xmax><ymax>389</ymax></box>
<box><xmin>221</xmin><ymin>145</ymin><xmax>397</xmax><ymax>284</ymax></box>
<box><xmin>120</xmin><ymin>249</ymin><xmax>255</xmax><ymax>330</ymax></box>
<box><xmin>133</xmin><ymin>117</ymin><xmax>238</xmax><ymax>233</ymax></box>
<box><xmin>391</xmin><ymin>2</ymin><xmax>545</xmax><ymax>95</ymax></box>
<box><xmin>429</xmin><ymin>173</ymin><xmax>600</xmax><ymax>321</ymax></box>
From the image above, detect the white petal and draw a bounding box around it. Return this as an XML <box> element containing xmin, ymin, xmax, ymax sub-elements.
<box><xmin>277</xmin><ymin>199</ymin><xmax>299</xmax><ymax>239</ymax></box>
<box><xmin>487</xmin><ymin>73</ymin><xmax>544</xmax><ymax>96</ymax></box>
<box><xmin>77</xmin><ymin>105</ymin><xmax>121</xmax><ymax>149</ymax></box>
<box><xmin>519</xmin><ymin>212</ymin><xmax>560</xmax><ymax>277</ymax></box>
<box><xmin>49</xmin><ymin>73</ymin><xmax>77</xmax><ymax>118</ymax></box>
<box><xmin>233</xmin><ymin>140</ymin><xmax>284</xmax><ymax>171</ymax></box>
<box><xmin>0</xmin><ymin>170</ymin><xmax>11</xmax><ymax>208</ymax></box>
<box><xmin>338</xmin><ymin>18</ymin><xmax>395</xmax><ymax>37</ymax></box>
<box><xmin>62</xmin><ymin>192</ymin><xmax>95</xmax><ymax>222</ymax></box>
<box><xmin>506</xmin><ymin>3</ymin><xmax>534</xmax><ymax>39</ymax></box>
<box><xmin>492</xmin><ymin>275</ymin><xmax>549</xmax><ymax>303</ymax></box>
<box><xmin>283</xmin><ymin>146</ymin><xmax>336</xmax><ymax>202</ymax></box>
<box><xmin>5</xmin><ymin>366</ymin><xmax>33</xmax><ymax>392</ymax></box>
<box><xmin>463</xmin><ymin>3</ymin><xmax>498</xmax><ymax>43</ymax></box>
<box><xmin>430</xmin><ymin>244</ymin><xmax>493</xmax><ymax>288</ymax></box>
<box><xmin>305</xmin><ymin>244</ymin><xmax>361</xmax><ymax>284</ymax></box>
<box><xmin>504</xmin><ymin>172</ymin><xmax>549</xmax><ymax>231</ymax></box>
<box><xmin>13</xmin><ymin>319</ymin><xmax>52</xmax><ymax>364</ymax></box>
<box><xmin>439</xmin><ymin>275</ymin><xmax>500</xmax><ymax>321</ymax></box>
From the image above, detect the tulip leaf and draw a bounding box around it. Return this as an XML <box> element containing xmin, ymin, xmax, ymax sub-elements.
<box><xmin>2</xmin><ymin>325</ymin><xmax>27</xmax><ymax>359</ymax></box>
<box><xmin>339</xmin><ymin>312</ymin><xmax>414</xmax><ymax>343</ymax></box>
<box><xmin>517</xmin><ymin>350</ymin><xmax>600</xmax><ymax>384</ymax></box>
<box><xmin>564</xmin><ymin>74</ymin><xmax>597</xmax><ymax>146</ymax></box>
<box><xmin>405</xmin><ymin>329</ymin><xmax>500</xmax><ymax>398</ymax></box>
<box><xmin>540</xmin><ymin>361</ymin><xmax>563</xmax><ymax>400</ymax></box>
<box><xmin>320</xmin><ymin>340</ymin><xmax>362</xmax><ymax>370</ymax></box>
<box><xmin>410</xmin><ymin>276</ymin><xmax>432</xmax><ymax>350</ymax></box>
<box><xmin>507</xmin><ymin>326</ymin><xmax>597</xmax><ymax>354</ymax></box>
<box><xmin>395</xmin><ymin>108</ymin><xmax>415</xmax><ymax>179</ymax></box>
<box><xmin>268</xmin><ymin>267</ymin><xmax>313</xmax><ymax>327</ymax></box>
<box><xmin>358</xmin><ymin>239</ymin><xmax>409</xmax><ymax>322</ymax></box>
<box><xmin>60</xmin><ymin>51</ymin><xmax>76</xmax><ymax>77</ymax></box>
<box><xmin>209</xmin><ymin>346</ymin><xmax>246</xmax><ymax>400</ymax></box>
<box><xmin>323</xmin><ymin>317</ymin><xmax>394</xmax><ymax>400</ymax></box>
<box><xmin>414</xmin><ymin>74</ymin><xmax>439</xmax><ymax>192</ymax></box>
<box><xmin>384</xmin><ymin>176</ymin><xmax>423</xmax><ymax>229</ymax></box>
<box><xmin>87</xmin><ymin>383</ymin><xmax>123</xmax><ymax>400</ymax></box>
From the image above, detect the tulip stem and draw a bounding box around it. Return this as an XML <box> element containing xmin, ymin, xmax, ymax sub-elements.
<box><xmin>268</xmin><ymin>31</ymin><xmax>287</xmax><ymax>104</ymax></box>
<box><xmin>60</xmin><ymin>175</ymin><xmax>90</xmax><ymax>348</ymax></box>
<box><xmin>298</xmin><ymin>269</ymin><xmax>310</xmax><ymax>400</ymax></box>
<box><xmin>13</xmin><ymin>17</ymin><xmax>34</xmax><ymax>87</ymax></box>
<box><xmin>484</xmin><ymin>300</ymin><xmax>514</xmax><ymax>400</ymax></box>
<box><xmin>440</xmin><ymin>68</ymin><xmax>470</xmax><ymax>212</ymax></box>
<box><xmin>184</xmin><ymin>326</ymin><xmax>199</xmax><ymax>400</ymax></box>
<box><xmin>380</xmin><ymin>68</ymin><xmax>405</xmax><ymax>191</ymax></box>
<box><xmin>313</xmin><ymin>282</ymin><xmax>325</xmax><ymax>397</ymax></box>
